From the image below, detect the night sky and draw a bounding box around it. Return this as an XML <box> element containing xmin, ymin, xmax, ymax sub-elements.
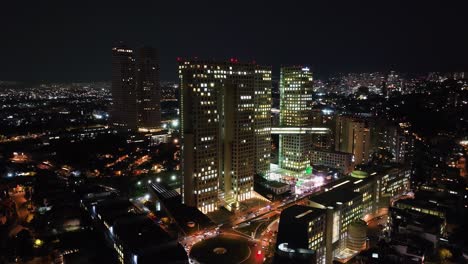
<box><xmin>1</xmin><ymin>0</ymin><xmax>468</xmax><ymax>82</ymax></box>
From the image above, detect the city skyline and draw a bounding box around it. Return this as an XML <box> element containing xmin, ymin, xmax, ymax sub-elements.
<box><xmin>1</xmin><ymin>2</ymin><xmax>468</xmax><ymax>264</ymax></box>
<box><xmin>1</xmin><ymin>1</ymin><xmax>468</xmax><ymax>82</ymax></box>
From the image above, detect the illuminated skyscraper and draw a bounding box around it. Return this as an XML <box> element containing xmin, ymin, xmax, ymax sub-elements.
<box><xmin>279</xmin><ymin>66</ymin><xmax>313</xmax><ymax>171</ymax></box>
<box><xmin>135</xmin><ymin>47</ymin><xmax>161</xmax><ymax>130</ymax></box>
<box><xmin>179</xmin><ymin>59</ymin><xmax>271</xmax><ymax>213</ymax></box>
<box><xmin>253</xmin><ymin>68</ymin><xmax>272</xmax><ymax>178</ymax></box>
<box><xmin>111</xmin><ymin>43</ymin><xmax>137</xmax><ymax>129</ymax></box>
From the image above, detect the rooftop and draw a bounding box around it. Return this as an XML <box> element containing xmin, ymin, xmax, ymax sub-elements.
<box><xmin>112</xmin><ymin>214</ymin><xmax>188</xmax><ymax>263</ymax></box>
<box><xmin>394</xmin><ymin>198</ymin><xmax>446</xmax><ymax>215</ymax></box>
<box><xmin>309</xmin><ymin>188</ymin><xmax>361</xmax><ymax>208</ymax></box>
<box><xmin>95</xmin><ymin>198</ymin><xmax>139</xmax><ymax>225</ymax></box>
<box><xmin>149</xmin><ymin>183</ymin><xmax>215</xmax><ymax>235</ymax></box>
<box><xmin>113</xmin><ymin>215</ymin><xmax>171</xmax><ymax>251</ymax></box>
<box><xmin>280</xmin><ymin>205</ymin><xmax>326</xmax><ymax>224</ymax></box>
<box><xmin>389</xmin><ymin>207</ymin><xmax>444</xmax><ymax>234</ymax></box>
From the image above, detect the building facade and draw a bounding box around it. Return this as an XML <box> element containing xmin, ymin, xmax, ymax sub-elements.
<box><xmin>253</xmin><ymin>68</ymin><xmax>273</xmax><ymax>178</ymax></box>
<box><xmin>301</xmin><ymin>165</ymin><xmax>411</xmax><ymax>262</ymax></box>
<box><xmin>308</xmin><ymin>189</ymin><xmax>364</xmax><ymax>263</ymax></box>
<box><xmin>310</xmin><ymin>149</ymin><xmax>355</xmax><ymax>175</ymax></box>
<box><xmin>135</xmin><ymin>47</ymin><xmax>161</xmax><ymax>129</ymax></box>
<box><xmin>279</xmin><ymin>66</ymin><xmax>314</xmax><ymax>171</ymax></box>
<box><xmin>111</xmin><ymin>44</ymin><xmax>162</xmax><ymax>131</ymax></box>
<box><xmin>276</xmin><ymin>205</ymin><xmax>327</xmax><ymax>264</ymax></box>
<box><xmin>179</xmin><ymin>59</ymin><xmax>272</xmax><ymax>213</ymax></box>
<box><xmin>335</xmin><ymin>116</ymin><xmax>372</xmax><ymax>165</ymax></box>
<box><xmin>111</xmin><ymin>43</ymin><xmax>137</xmax><ymax>129</ymax></box>
<box><xmin>371</xmin><ymin>120</ymin><xmax>414</xmax><ymax>164</ymax></box>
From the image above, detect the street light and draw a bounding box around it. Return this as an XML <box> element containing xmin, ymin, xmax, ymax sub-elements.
<box><xmin>34</xmin><ymin>239</ymin><xmax>44</xmax><ymax>248</ymax></box>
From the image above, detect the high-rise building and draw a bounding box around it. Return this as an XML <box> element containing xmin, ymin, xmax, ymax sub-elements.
<box><xmin>279</xmin><ymin>66</ymin><xmax>314</xmax><ymax>171</ymax></box>
<box><xmin>335</xmin><ymin>116</ymin><xmax>372</xmax><ymax>165</ymax></box>
<box><xmin>179</xmin><ymin>59</ymin><xmax>272</xmax><ymax>213</ymax></box>
<box><xmin>111</xmin><ymin>43</ymin><xmax>137</xmax><ymax>129</ymax></box>
<box><xmin>135</xmin><ymin>47</ymin><xmax>161</xmax><ymax>129</ymax></box>
<box><xmin>253</xmin><ymin>68</ymin><xmax>272</xmax><ymax>178</ymax></box>
<box><xmin>371</xmin><ymin>120</ymin><xmax>414</xmax><ymax>164</ymax></box>
<box><xmin>111</xmin><ymin>44</ymin><xmax>162</xmax><ymax>131</ymax></box>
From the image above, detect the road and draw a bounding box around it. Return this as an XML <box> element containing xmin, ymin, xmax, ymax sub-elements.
<box><xmin>180</xmin><ymin>180</ymin><xmax>333</xmax><ymax>263</ymax></box>
<box><xmin>184</xmin><ymin>186</ymin><xmax>327</xmax><ymax>262</ymax></box>
<box><xmin>232</xmin><ymin>186</ymin><xmax>325</xmax><ymax>228</ymax></box>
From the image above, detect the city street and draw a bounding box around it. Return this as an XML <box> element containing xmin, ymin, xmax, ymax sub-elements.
<box><xmin>180</xmin><ymin>183</ymin><xmax>330</xmax><ymax>263</ymax></box>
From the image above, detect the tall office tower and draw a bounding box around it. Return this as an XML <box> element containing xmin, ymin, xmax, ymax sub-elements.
<box><xmin>335</xmin><ymin>116</ymin><xmax>372</xmax><ymax>165</ymax></box>
<box><xmin>179</xmin><ymin>60</ymin><xmax>221</xmax><ymax>214</ymax></box>
<box><xmin>135</xmin><ymin>47</ymin><xmax>161</xmax><ymax>129</ymax></box>
<box><xmin>253</xmin><ymin>68</ymin><xmax>272</xmax><ymax>178</ymax></box>
<box><xmin>279</xmin><ymin>66</ymin><xmax>313</xmax><ymax>172</ymax></box>
<box><xmin>111</xmin><ymin>43</ymin><xmax>137</xmax><ymax>129</ymax></box>
<box><xmin>179</xmin><ymin>59</ymin><xmax>272</xmax><ymax>213</ymax></box>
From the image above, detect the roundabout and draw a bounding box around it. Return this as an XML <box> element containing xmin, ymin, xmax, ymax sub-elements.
<box><xmin>189</xmin><ymin>234</ymin><xmax>252</xmax><ymax>263</ymax></box>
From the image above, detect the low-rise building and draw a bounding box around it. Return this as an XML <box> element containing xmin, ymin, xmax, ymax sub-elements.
<box><xmin>81</xmin><ymin>195</ymin><xmax>187</xmax><ymax>264</ymax></box>
<box><xmin>310</xmin><ymin>149</ymin><xmax>354</xmax><ymax>175</ymax></box>
<box><xmin>308</xmin><ymin>189</ymin><xmax>363</xmax><ymax>263</ymax></box>
<box><xmin>389</xmin><ymin>207</ymin><xmax>446</xmax><ymax>247</ymax></box>
<box><xmin>276</xmin><ymin>205</ymin><xmax>326</xmax><ymax>264</ymax></box>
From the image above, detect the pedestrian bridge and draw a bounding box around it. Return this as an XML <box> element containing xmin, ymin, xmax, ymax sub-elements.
<box><xmin>270</xmin><ymin>127</ymin><xmax>330</xmax><ymax>135</ymax></box>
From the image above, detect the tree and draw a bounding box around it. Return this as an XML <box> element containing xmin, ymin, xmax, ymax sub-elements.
<box><xmin>439</xmin><ymin>248</ymin><xmax>453</xmax><ymax>264</ymax></box>
<box><xmin>371</xmin><ymin>149</ymin><xmax>394</xmax><ymax>165</ymax></box>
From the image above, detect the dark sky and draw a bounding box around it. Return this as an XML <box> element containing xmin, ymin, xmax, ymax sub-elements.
<box><xmin>1</xmin><ymin>0</ymin><xmax>468</xmax><ymax>82</ymax></box>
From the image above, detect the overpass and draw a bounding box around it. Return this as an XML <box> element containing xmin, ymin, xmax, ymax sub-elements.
<box><xmin>271</xmin><ymin>127</ymin><xmax>331</xmax><ymax>135</ymax></box>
